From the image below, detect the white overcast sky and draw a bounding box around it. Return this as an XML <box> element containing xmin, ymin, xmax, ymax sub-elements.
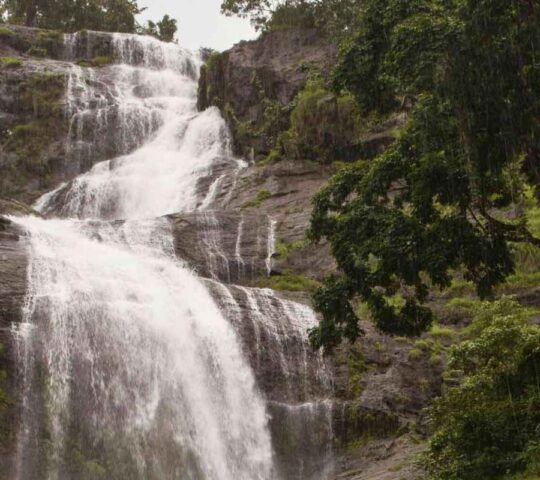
<box><xmin>138</xmin><ymin>0</ymin><xmax>258</xmax><ymax>51</ymax></box>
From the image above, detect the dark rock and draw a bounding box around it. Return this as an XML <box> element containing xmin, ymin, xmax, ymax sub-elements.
<box><xmin>197</xmin><ymin>28</ymin><xmax>338</xmax><ymax>157</ymax></box>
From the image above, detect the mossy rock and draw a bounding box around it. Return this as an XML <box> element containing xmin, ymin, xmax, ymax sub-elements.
<box><xmin>0</xmin><ymin>27</ymin><xmax>14</xmax><ymax>38</ymax></box>
<box><xmin>0</xmin><ymin>56</ymin><xmax>22</xmax><ymax>68</ymax></box>
<box><xmin>0</xmin><ymin>197</ymin><xmax>38</xmax><ymax>216</ymax></box>
<box><xmin>27</xmin><ymin>46</ymin><xmax>48</xmax><ymax>57</ymax></box>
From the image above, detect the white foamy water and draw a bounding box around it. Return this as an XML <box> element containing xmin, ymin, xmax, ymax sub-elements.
<box><xmin>38</xmin><ymin>33</ymin><xmax>242</xmax><ymax>219</ymax></box>
<box><xmin>13</xmin><ymin>216</ymin><xmax>274</xmax><ymax>480</ymax></box>
<box><xmin>12</xmin><ymin>33</ymin><xmax>277</xmax><ymax>480</ymax></box>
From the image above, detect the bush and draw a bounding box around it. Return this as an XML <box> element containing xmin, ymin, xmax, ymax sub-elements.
<box><xmin>422</xmin><ymin>298</ymin><xmax>540</xmax><ymax>480</ymax></box>
<box><xmin>27</xmin><ymin>46</ymin><xmax>48</xmax><ymax>57</ymax></box>
<box><xmin>273</xmin><ymin>77</ymin><xmax>364</xmax><ymax>163</ymax></box>
<box><xmin>0</xmin><ymin>27</ymin><xmax>13</xmax><ymax>38</ymax></box>
<box><xmin>255</xmin><ymin>271</ymin><xmax>320</xmax><ymax>292</ymax></box>
<box><xmin>266</xmin><ymin>2</ymin><xmax>317</xmax><ymax>31</ymax></box>
<box><xmin>0</xmin><ymin>56</ymin><xmax>22</xmax><ymax>68</ymax></box>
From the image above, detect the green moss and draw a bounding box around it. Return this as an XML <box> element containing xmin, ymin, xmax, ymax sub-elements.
<box><xmin>409</xmin><ymin>348</ymin><xmax>424</xmax><ymax>360</ymax></box>
<box><xmin>37</xmin><ymin>30</ymin><xmax>62</xmax><ymax>42</ymax></box>
<box><xmin>0</xmin><ymin>27</ymin><xmax>14</xmax><ymax>38</ymax></box>
<box><xmin>446</xmin><ymin>297</ymin><xmax>479</xmax><ymax>310</ymax></box>
<box><xmin>501</xmin><ymin>271</ymin><xmax>540</xmax><ymax>291</ymax></box>
<box><xmin>414</xmin><ymin>339</ymin><xmax>433</xmax><ymax>351</ymax></box>
<box><xmin>91</xmin><ymin>56</ymin><xmax>113</xmax><ymax>67</ymax></box>
<box><xmin>273</xmin><ymin>77</ymin><xmax>364</xmax><ymax>164</ymax></box>
<box><xmin>20</xmin><ymin>72</ymin><xmax>65</xmax><ymax>118</ymax></box>
<box><xmin>429</xmin><ymin>324</ymin><xmax>456</xmax><ymax>340</ymax></box>
<box><xmin>0</xmin><ymin>56</ymin><xmax>22</xmax><ymax>68</ymax></box>
<box><xmin>241</xmin><ymin>189</ymin><xmax>272</xmax><ymax>210</ymax></box>
<box><xmin>444</xmin><ymin>278</ymin><xmax>475</xmax><ymax>297</ymax></box>
<box><xmin>275</xmin><ymin>239</ymin><xmax>308</xmax><ymax>259</ymax></box>
<box><xmin>429</xmin><ymin>352</ymin><xmax>442</xmax><ymax>366</ymax></box>
<box><xmin>5</xmin><ymin>72</ymin><xmax>66</xmax><ymax>181</ymax></box>
<box><xmin>27</xmin><ymin>46</ymin><xmax>48</xmax><ymax>57</ymax></box>
<box><xmin>347</xmin><ymin>345</ymin><xmax>366</xmax><ymax>398</ymax></box>
<box><xmin>77</xmin><ymin>59</ymin><xmax>92</xmax><ymax>67</ymax></box>
<box><xmin>419</xmin><ymin>378</ymin><xmax>430</xmax><ymax>393</ymax></box>
<box><xmin>254</xmin><ymin>271</ymin><xmax>320</xmax><ymax>292</ymax></box>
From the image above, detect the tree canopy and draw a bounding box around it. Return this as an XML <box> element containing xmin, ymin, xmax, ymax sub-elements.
<box><xmin>144</xmin><ymin>14</ymin><xmax>178</xmax><ymax>43</ymax></box>
<box><xmin>422</xmin><ymin>298</ymin><xmax>540</xmax><ymax>480</ymax></box>
<box><xmin>0</xmin><ymin>0</ymin><xmax>143</xmax><ymax>32</ymax></box>
<box><xmin>308</xmin><ymin>0</ymin><xmax>540</xmax><ymax>351</ymax></box>
<box><xmin>221</xmin><ymin>0</ymin><xmax>362</xmax><ymax>34</ymax></box>
<box><xmin>0</xmin><ymin>0</ymin><xmax>179</xmax><ymax>40</ymax></box>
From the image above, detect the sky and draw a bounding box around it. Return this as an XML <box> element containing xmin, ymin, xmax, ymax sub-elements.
<box><xmin>138</xmin><ymin>0</ymin><xmax>258</xmax><ymax>51</ymax></box>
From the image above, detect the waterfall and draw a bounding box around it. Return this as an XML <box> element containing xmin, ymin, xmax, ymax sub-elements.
<box><xmin>9</xmin><ymin>31</ymin><xmax>333</xmax><ymax>480</ymax></box>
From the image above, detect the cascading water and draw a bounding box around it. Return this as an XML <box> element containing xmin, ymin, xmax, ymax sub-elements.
<box><xmin>9</xmin><ymin>31</ymin><xmax>333</xmax><ymax>480</ymax></box>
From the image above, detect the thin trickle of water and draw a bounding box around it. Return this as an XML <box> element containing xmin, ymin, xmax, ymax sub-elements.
<box><xmin>266</xmin><ymin>217</ymin><xmax>277</xmax><ymax>276</ymax></box>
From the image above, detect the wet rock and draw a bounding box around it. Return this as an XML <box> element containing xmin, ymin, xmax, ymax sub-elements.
<box><xmin>168</xmin><ymin>211</ymin><xmax>271</xmax><ymax>284</ymax></box>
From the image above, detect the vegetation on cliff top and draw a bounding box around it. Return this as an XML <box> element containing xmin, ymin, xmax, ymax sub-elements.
<box><xmin>0</xmin><ymin>0</ymin><xmax>178</xmax><ymax>41</ymax></box>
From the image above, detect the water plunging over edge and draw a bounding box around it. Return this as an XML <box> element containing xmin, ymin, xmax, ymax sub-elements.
<box><xmin>8</xmin><ymin>31</ymin><xmax>335</xmax><ymax>480</ymax></box>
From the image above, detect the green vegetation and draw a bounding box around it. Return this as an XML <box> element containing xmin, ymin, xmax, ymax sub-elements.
<box><xmin>91</xmin><ymin>56</ymin><xmax>113</xmax><ymax>67</ymax></box>
<box><xmin>0</xmin><ymin>0</ymin><xmax>177</xmax><ymax>39</ymax></box>
<box><xmin>0</xmin><ymin>26</ymin><xmax>14</xmax><ymax>37</ymax></box>
<box><xmin>275</xmin><ymin>238</ymin><xmax>307</xmax><ymax>258</ymax></box>
<box><xmin>0</xmin><ymin>56</ymin><xmax>22</xmax><ymax>68</ymax></box>
<box><xmin>27</xmin><ymin>46</ymin><xmax>48</xmax><ymax>57</ymax></box>
<box><xmin>241</xmin><ymin>189</ymin><xmax>272</xmax><ymax>210</ymax></box>
<box><xmin>4</xmin><ymin>72</ymin><xmax>66</xmax><ymax>186</ymax></box>
<box><xmin>143</xmin><ymin>14</ymin><xmax>178</xmax><ymax>42</ymax></box>
<box><xmin>1</xmin><ymin>0</ymin><xmax>141</xmax><ymax>32</ymax></box>
<box><xmin>254</xmin><ymin>270</ymin><xmax>320</xmax><ymax>292</ymax></box>
<box><xmin>221</xmin><ymin>0</ymin><xmax>362</xmax><ymax>36</ymax></box>
<box><xmin>422</xmin><ymin>298</ymin><xmax>540</xmax><ymax>480</ymax></box>
<box><xmin>307</xmin><ymin>0</ymin><xmax>540</xmax><ymax>351</ymax></box>
<box><xmin>268</xmin><ymin>75</ymin><xmax>364</xmax><ymax>164</ymax></box>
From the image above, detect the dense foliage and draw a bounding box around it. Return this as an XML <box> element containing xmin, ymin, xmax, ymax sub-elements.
<box><xmin>0</xmin><ymin>0</ymin><xmax>177</xmax><ymax>40</ymax></box>
<box><xmin>143</xmin><ymin>14</ymin><xmax>177</xmax><ymax>43</ymax></box>
<box><xmin>221</xmin><ymin>0</ymin><xmax>362</xmax><ymax>34</ymax></box>
<box><xmin>308</xmin><ymin>0</ymin><xmax>540</xmax><ymax>350</ymax></box>
<box><xmin>0</xmin><ymin>0</ymin><xmax>142</xmax><ymax>32</ymax></box>
<box><xmin>268</xmin><ymin>75</ymin><xmax>364</xmax><ymax>163</ymax></box>
<box><xmin>422</xmin><ymin>298</ymin><xmax>540</xmax><ymax>480</ymax></box>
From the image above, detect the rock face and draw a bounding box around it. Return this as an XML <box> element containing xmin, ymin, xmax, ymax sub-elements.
<box><xmin>0</xmin><ymin>26</ymin><xmax>165</xmax><ymax>204</ymax></box>
<box><xmin>198</xmin><ymin>28</ymin><xmax>338</xmax><ymax>158</ymax></box>
<box><xmin>0</xmin><ymin>206</ymin><xmax>29</xmax><ymax>473</ymax></box>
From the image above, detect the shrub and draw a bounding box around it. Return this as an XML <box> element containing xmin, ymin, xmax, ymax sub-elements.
<box><xmin>255</xmin><ymin>271</ymin><xmax>320</xmax><ymax>292</ymax></box>
<box><xmin>0</xmin><ymin>56</ymin><xmax>22</xmax><ymax>68</ymax></box>
<box><xmin>241</xmin><ymin>189</ymin><xmax>272</xmax><ymax>210</ymax></box>
<box><xmin>422</xmin><ymin>298</ymin><xmax>540</xmax><ymax>480</ymax></box>
<box><xmin>27</xmin><ymin>46</ymin><xmax>48</xmax><ymax>57</ymax></box>
<box><xmin>280</xmin><ymin>77</ymin><xmax>363</xmax><ymax>163</ymax></box>
<box><xmin>0</xmin><ymin>27</ymin><xmax>13</xmax><ymax>38</ymax></box>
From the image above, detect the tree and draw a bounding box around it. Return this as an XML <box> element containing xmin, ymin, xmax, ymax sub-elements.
<box><xmin>0</xmin><ymin>0</ymin><xmax>144</xmax><ymax>32</ymax></box>
<box><xmin>144</xmin><ymin>14</ymin><xmax>177</xmax><ymax>43</ymax></box>
<box><xmin>221</xmin><ymin>0</ymin><xmax>362</xmax><ymax>34</ymax></box>
<box><xmin>308</xmin><ymin>0</ymin><xmax>540</xmax><ymax>351</ymax></box>
<box><xmin>422</xmin><ymin>298</ymin><xmax>540</xmax><ymax>480</ymax></box>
